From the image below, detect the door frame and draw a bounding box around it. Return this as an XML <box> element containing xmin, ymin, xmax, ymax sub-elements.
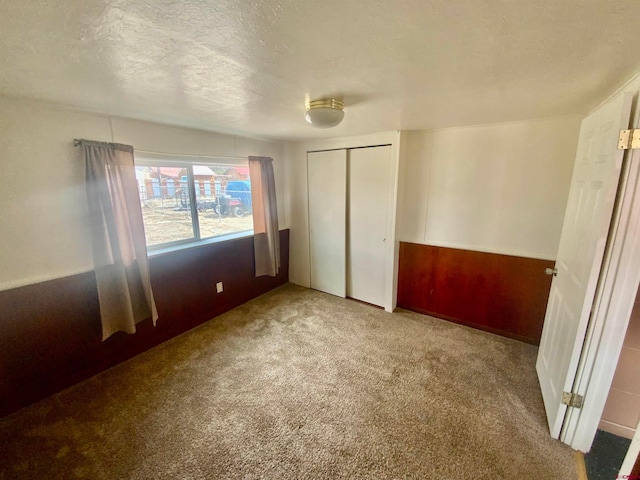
<box><xmin>620</xmin><ymin>418</ymin><xmax>640</xmax><ymax>476</ymax></box>
<box><xmin>561</xmin><ymin>81</ymin><xmax>640</xmax><ymax>452</ymax></box>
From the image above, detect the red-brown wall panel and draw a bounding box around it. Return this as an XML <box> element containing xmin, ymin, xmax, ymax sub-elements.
<box><xmin>397</xmin><ymin>242</ymin><xmax>553</xmax><ymax>344</ymax></box>
<box><xmin>0</xmin><ymin>230</ymin><xmax>289</xmax><ymax>417</ymax></box>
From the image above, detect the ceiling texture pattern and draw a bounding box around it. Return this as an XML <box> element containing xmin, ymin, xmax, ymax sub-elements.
<box><xmin>1</xmin><ymin>0</ymin><xmax>639</xmax><ymax>140</ymax></box>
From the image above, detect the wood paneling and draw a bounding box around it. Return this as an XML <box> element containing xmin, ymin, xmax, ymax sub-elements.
<box><xmin>397</xmin><ymin>242</ymin><xmax>554</xmax><ymax>344</ymax></box>
<box><xmin>0</xmin><ymin>230</ymin><xmax>289</xmax><ymax>417</ymax></box>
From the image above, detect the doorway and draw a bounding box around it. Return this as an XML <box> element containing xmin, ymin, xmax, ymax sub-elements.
<box><xmin>537</xmin><ymin>77</ymin><xmax>640</xmax><ymax>458</ymax></box>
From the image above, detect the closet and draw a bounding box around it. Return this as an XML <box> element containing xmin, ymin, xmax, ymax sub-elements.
<box><xmin>307</xmin><ymin>145</ymin><xmax>394</xmax><ymax>308</ymax></box>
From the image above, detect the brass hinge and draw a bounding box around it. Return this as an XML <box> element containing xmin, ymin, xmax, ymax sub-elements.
<box><xmin>618</xmin><ymin>129</ymin><xmax>640</xmax><ymax>150</ymax></box>
<box><xmin>561</xmin><ymin>391</ymin><xmax>584</xmax><ymax>408</ymax></box>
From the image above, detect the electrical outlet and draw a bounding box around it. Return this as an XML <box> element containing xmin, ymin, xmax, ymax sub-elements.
<box><xmin>216</xmin><ymin>282</ymin><xmax>223</xmax><ymax>293</ymax></box>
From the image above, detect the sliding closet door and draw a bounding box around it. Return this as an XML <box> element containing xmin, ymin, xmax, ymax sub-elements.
<box><xmin>308</xmin><ymin>150</ymin><xmax>347</xmax><ymax>297</ymax></box>
<box><xmin>348</xmin><ymin>145</ymin><xmax>393</xmax><ymax>307</ymax></box>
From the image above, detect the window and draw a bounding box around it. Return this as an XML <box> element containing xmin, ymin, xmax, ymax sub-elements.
<box><xmin>134</xmin><ymin>156</ymin><xmax>253</xmax><ymax>249</ymax></box>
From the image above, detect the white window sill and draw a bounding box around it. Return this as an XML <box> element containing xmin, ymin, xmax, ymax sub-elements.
<box><xmin>147</xmin><ymin>230</ymin><xmax>254</xmax><ymax>258</ymax></box>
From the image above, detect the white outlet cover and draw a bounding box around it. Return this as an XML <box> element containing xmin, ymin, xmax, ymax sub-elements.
<box><xmin>216</xmin><ymin>282</ymin><xmax>223</xmax><ymax>293</ymax></box>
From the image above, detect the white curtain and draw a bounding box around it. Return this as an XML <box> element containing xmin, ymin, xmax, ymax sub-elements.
<box><xmin>249</xmin><ymin>156</ymin><xmax>280</xmax><ymax>277</ymax></box>
<box><xmin>81</xmin><ymin>139</ymin><xmax>158</xmax><ymax>340</ymax></box>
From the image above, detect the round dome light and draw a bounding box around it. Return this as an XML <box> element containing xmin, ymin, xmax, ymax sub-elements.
<box><xmin>305</xmin><ymin>98</ymin><xmax>344</xmax><ymax>128</ymax></box>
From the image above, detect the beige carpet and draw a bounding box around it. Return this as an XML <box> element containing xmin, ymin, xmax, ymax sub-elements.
<box><xmin>1</xmin><ymin>284</ymin><xmax>576</xmax><ymax>479</ymax></box>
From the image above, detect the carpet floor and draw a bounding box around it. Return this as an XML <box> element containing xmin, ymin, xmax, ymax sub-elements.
<box><xmin>1</xmin><ymin>284</ymin><xmax>576</xmax><ymax>479</ymax></box>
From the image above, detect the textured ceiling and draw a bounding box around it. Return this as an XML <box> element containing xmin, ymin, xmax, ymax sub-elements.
<box><xmin>1</xmin><ymin>0</ymin><xmax>640</xmax><ymax>140</ymax></box>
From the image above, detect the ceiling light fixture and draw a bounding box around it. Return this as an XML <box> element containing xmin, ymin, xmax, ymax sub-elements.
<box><xmin>305</xmin><ymin>98</ymin><xmax>344</xmax><ymax>128</ymax></box>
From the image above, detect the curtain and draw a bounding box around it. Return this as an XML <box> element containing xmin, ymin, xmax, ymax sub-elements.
<box><xmin>81</xmin><ymin>139</ymin><xmax>158</xmax><ymax>340</ymax></box>
<box><xmin>249</xmin><ymin>156</ymin><xmax>280</xmax><ymax>277</ymax></box>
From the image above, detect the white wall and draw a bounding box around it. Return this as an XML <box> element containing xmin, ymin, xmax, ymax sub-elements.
<box><xmin>398</xmin><ymin>115</ymin><xmax>582</xmax><ymax>260</ymax></box>
<box><xmin>0</xmin><ymin>96</ymin><xmax>288</xmax><ymax>291</ymax></box>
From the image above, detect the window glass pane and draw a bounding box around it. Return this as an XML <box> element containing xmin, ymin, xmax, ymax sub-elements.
<box><xmin>134</xmin><ymin>161</ymin><xmax>254</xmax><ymax>249</ymax></box>
<box><xmin>135</xmin><ymin>166</ymin><xmax>196</xmax><ymax>246</ymax></box>
<box><xmin>195</xmin><ymin>164</ymin><xmax>254</xmax><ymax>240</ymax></box>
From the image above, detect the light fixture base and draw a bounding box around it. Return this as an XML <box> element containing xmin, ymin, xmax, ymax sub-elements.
<box><xmin>305</xmin><ymin>98</ymin><xmax>345</xmax><ymax>128</ymax></box>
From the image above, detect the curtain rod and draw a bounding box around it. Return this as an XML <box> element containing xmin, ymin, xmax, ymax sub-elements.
<box><xmin>73</xmin><ymin>139</ymin><xmax>249</xmax><ymax>161</ymax></box>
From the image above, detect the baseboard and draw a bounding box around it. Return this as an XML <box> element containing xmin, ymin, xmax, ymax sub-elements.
<box><xmin>395</xmin><ymin>304</ymin><xmax>538</xmax><ymax>345</ymax></box>
<box><xmin>599</xmin><ymin>419</ymin><xmax>636</xmax><ymax>439</ymax></box>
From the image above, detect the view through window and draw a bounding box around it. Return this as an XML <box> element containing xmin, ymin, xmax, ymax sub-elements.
<box><xmin>134</xmin><ymin>160</ymin><xmax>254</xmax><ymax>248</ymax></box>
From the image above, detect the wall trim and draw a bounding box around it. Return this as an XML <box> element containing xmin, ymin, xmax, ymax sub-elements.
<box><xmin>0</xmin><ymin>268</ymin><xmax>94</xmax><ymax>293</ymax></box>
<box><xmin>401</xmin><ymin>239</ymin><xmax>557</xmax><ymax>262</ymax></box>
<box><xmin>599</xmin><ymin>420</ymin><xmax>635</xmax><ymax>440</ymax></box>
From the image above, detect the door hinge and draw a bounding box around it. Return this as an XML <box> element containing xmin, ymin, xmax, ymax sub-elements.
<box><xmin>561</xmin><ymin>391</ymin><xmax>584</xmax><ymax>408</ymax></box>
<box><xmin>618</xmin><ymin>129</ymin><xmax>640</xmax><ymax>150</ymax></box>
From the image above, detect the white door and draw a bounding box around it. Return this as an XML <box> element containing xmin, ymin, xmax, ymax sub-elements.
<box><xmin>348</xmin><ymin>146</ymin><xmax>394</xmax><ymax>307</ymax></box>
<box><xmin>308</xmin><ymin>150</ymin><xmax>347</xmax><ymax>297</ymax></box>
<box><xmin>536</xmin><ymin>91</ymin><xmax>633</xmax><ymax>438</ymax></box>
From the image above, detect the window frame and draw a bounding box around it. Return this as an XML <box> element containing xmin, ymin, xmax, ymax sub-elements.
<box><xmin>134</xmin><ymin>154</ymin><xmax>254</xmax><ymax>253</ymax></box>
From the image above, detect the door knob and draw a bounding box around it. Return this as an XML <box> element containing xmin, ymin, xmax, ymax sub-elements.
<box><xmin>545</xmin><ymin>267</ymin><xmax>558</xmax><ymax>276</ymax></box>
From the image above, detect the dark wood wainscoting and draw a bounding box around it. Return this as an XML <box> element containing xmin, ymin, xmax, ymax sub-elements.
<box><xmin>397</xmin><ymin>242</ymin><xmax>554</xmax><ymax>345</ymax></box>
<box><xmin>0</xmin><ymin>230</ymin><xmax>289</xmax><ymax>417</ymax></box>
